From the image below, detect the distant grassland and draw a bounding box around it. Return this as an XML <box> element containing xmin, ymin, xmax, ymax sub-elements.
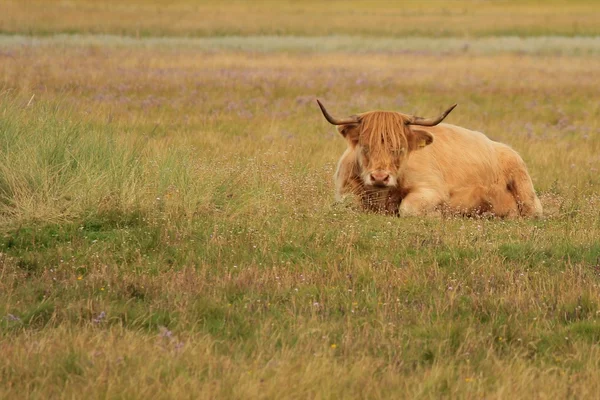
<box><xmin>2</xmin><ymin>0</ymin><xmax>600</xmax><ymax>37</ymax></box>
<box><xmin>3</xmin><ymin>34</ymin><xmax>600</xmax><ymax>56</ymax></box>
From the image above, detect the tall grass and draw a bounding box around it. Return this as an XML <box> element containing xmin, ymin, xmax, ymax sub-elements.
<box><xmin>0</xmin><ymin>93</ymin><xmax>291</xmax><ymax>227</ymax></box>
<box><xmin>0</xmin><ymin>96</ymin><xmax>146</xmax><ymax>224</ymax></box>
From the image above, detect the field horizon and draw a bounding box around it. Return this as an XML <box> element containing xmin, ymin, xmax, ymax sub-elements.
<box><xmin>1</xmin><ymin>1</ymin><xmax>600</xmax><ymax>399</ymax></box>
<box><xmin>3</xmin><ymin>0</ymin><xmax>600</xmax><ymax>38</ymax></box>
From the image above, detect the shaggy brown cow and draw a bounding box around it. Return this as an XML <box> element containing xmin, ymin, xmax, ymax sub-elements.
<box><xmin>317</xmin><ymin>100</ymin><xmax>542</xmax><ymax>218</ymax></box>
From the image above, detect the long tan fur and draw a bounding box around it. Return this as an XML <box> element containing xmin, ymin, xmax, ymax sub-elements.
<box><xmin>332</xmin><ymin>110</ymin><xmax>542</xmax><ymax>218</ymax></box>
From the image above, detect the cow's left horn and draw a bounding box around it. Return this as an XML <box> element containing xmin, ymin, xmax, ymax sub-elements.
<box><xmin>407</xmin><ymin>104</ymin><xmax>457</xmax><ymax>127</ymax></box>
<box><xmin>317</xmin><ymin>99</ymin><xmax>360</xmax><ymax>125</ymax></box>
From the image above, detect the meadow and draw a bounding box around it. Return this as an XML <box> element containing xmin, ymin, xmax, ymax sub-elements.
<box><xmin>1</xmin><ymin>1</ymin><xmax>600</xmax><ymax>398</ymax></box>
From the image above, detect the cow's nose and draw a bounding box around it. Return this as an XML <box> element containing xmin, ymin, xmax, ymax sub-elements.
<box><xmin>370</xmin><ymin>171</ymin><xmax>390</xmax><ymax>184</ymax></box>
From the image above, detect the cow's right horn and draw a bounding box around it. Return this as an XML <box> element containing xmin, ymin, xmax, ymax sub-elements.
<box><xmin>407</xmin><ymin>104</ymin><xmax>457</xmax><ymax>127</ymax></box>
<box><xmin>317</xmin><ymin>100</ymin><xmax>360</xmax><ymax>125</ymax></box>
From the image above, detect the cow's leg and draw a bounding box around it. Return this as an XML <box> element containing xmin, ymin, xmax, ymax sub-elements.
<box><xmin>500</xmin><ymin>152</ymin><xmax>543</xmax><ymax>218</ymax></box>
<box><xmin>448</xmin><ymin>186</ymin><xmax>488</xmax><ymax>215</ymax></box>
<box><xmin>399</xmin><ymin>188</ymin><xmax>444</xmax><ymax>217</ymax></box>
<box><xmin>509</xmin><ymin>173</ymin><xmax>543</xmax><ymax>217</ymax></box>
<box><xmin>449</xmin><ymin>185</ymin><xmax>519</xmax><ymax>218</ymax></box>
<box><xmin>485</xmin><ymin>185</ymin><xmax>519</xmax><ymax>218</ymax></box>
<box><xmin>334</xmin><ymin>148</ymin><xmax>363</xmax><ymax>203</ymax></box>
<box><xmin>336</xmin><ymin>177</ymin><xmax>364</xmax><ymax>203</ymax></box>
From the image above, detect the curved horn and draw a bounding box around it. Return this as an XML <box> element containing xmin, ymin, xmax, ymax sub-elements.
<box><xmin>316</xmin><ymin>99</ymin><xmax>360</xmax><ymax>125</ymax></box>
<box><xmin>407</xmin><ymin>104</ymin><xmax>457</xmax><ymax>127</ymax></box>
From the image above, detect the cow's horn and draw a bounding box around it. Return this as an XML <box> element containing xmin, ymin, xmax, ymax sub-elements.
<box><xmin>317</xmin><ymin>99</ymin><xmax>360</xmax><ymax>125</ymax></box>
<box><xmin>407</xmin><ymin>104</ymin><xmax>457</xmax><ymax>127</ymax></box>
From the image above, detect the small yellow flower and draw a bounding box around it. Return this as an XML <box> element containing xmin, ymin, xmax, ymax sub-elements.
<box><xmin>77</xmin><ymin>276</ymin><xmax>83</xmax><ymax>280</ymax></box>
<box><xmin>100</xmin><ymin>287</ymin><xmax>105</xmax><ymax>291</ymax></box>
<box><xmin>330</xmin><ymin>344</ymin><xmax>337</xmax><ymax>349</ymax></box>
<box><xmin>498</xmin><ymin>336</ymin><xmax>504</xmax><ymax>342</ymax></box>
<box><xmin>465</xmin><ymin>377</ymin><xmax>474</xmax><ymax>383</ymax></box>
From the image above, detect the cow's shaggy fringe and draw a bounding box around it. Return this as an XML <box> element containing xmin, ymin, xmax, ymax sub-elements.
<box><xmin>360</xmin><ymin>111</ymin><xmax>409</xmax><ymax>152</ymax></box>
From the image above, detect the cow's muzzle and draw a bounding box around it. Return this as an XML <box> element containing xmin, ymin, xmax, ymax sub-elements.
<box><xmin>369</xmin><ymin>171</ymin><xmax>391</xmax><ymax>187</ymax></box>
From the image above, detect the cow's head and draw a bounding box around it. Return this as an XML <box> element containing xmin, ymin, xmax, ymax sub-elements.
<box><xmin>317</xmin><ymin>100</ymin><xmax>456</xmax><ymax>187</ymax></box>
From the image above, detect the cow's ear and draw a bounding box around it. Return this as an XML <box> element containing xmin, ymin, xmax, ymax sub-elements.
<box><xmin>408</xmin><ymin>128</ymin><xmax>434</xmax><ymax>151</ymax></box>
<box><xmin>337</xmin><ymin>124</ymin><xmax>360</xmax><ymax>145</ymax></box>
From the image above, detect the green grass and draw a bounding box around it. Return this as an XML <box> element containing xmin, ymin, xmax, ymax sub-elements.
<box><xmin>1</xmin><ymin>3</ymin><xmax>600</xmax><ymax>397</ymax></box>
<box><xmin>0</xmin><ymin>93</ymin><xmax>599</xmax><ymax>396</ymax></box>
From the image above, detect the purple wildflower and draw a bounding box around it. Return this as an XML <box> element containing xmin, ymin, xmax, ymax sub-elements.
<box><xmin>93</xmin><ymin>311</ymin><xmax>106</xmax><ymax>324</ymax></box>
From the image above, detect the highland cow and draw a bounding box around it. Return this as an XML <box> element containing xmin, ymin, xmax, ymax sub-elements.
<box><xmin>318</xmin><ymin>100</ymin><xmax>542</xmax><ymax>218</ymax></box>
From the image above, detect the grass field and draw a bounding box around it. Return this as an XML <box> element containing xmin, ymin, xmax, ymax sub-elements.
<box><xmin>1</xmin><ymin>1</ymin><xmax>600</xmax><ymax>398</ymax></box>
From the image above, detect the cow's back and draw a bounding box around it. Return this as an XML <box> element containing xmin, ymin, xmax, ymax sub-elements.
<box><xmin>405</xmin><ymin>123</ymin><xmax>504</xmax><ymax>190</ymax></box>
